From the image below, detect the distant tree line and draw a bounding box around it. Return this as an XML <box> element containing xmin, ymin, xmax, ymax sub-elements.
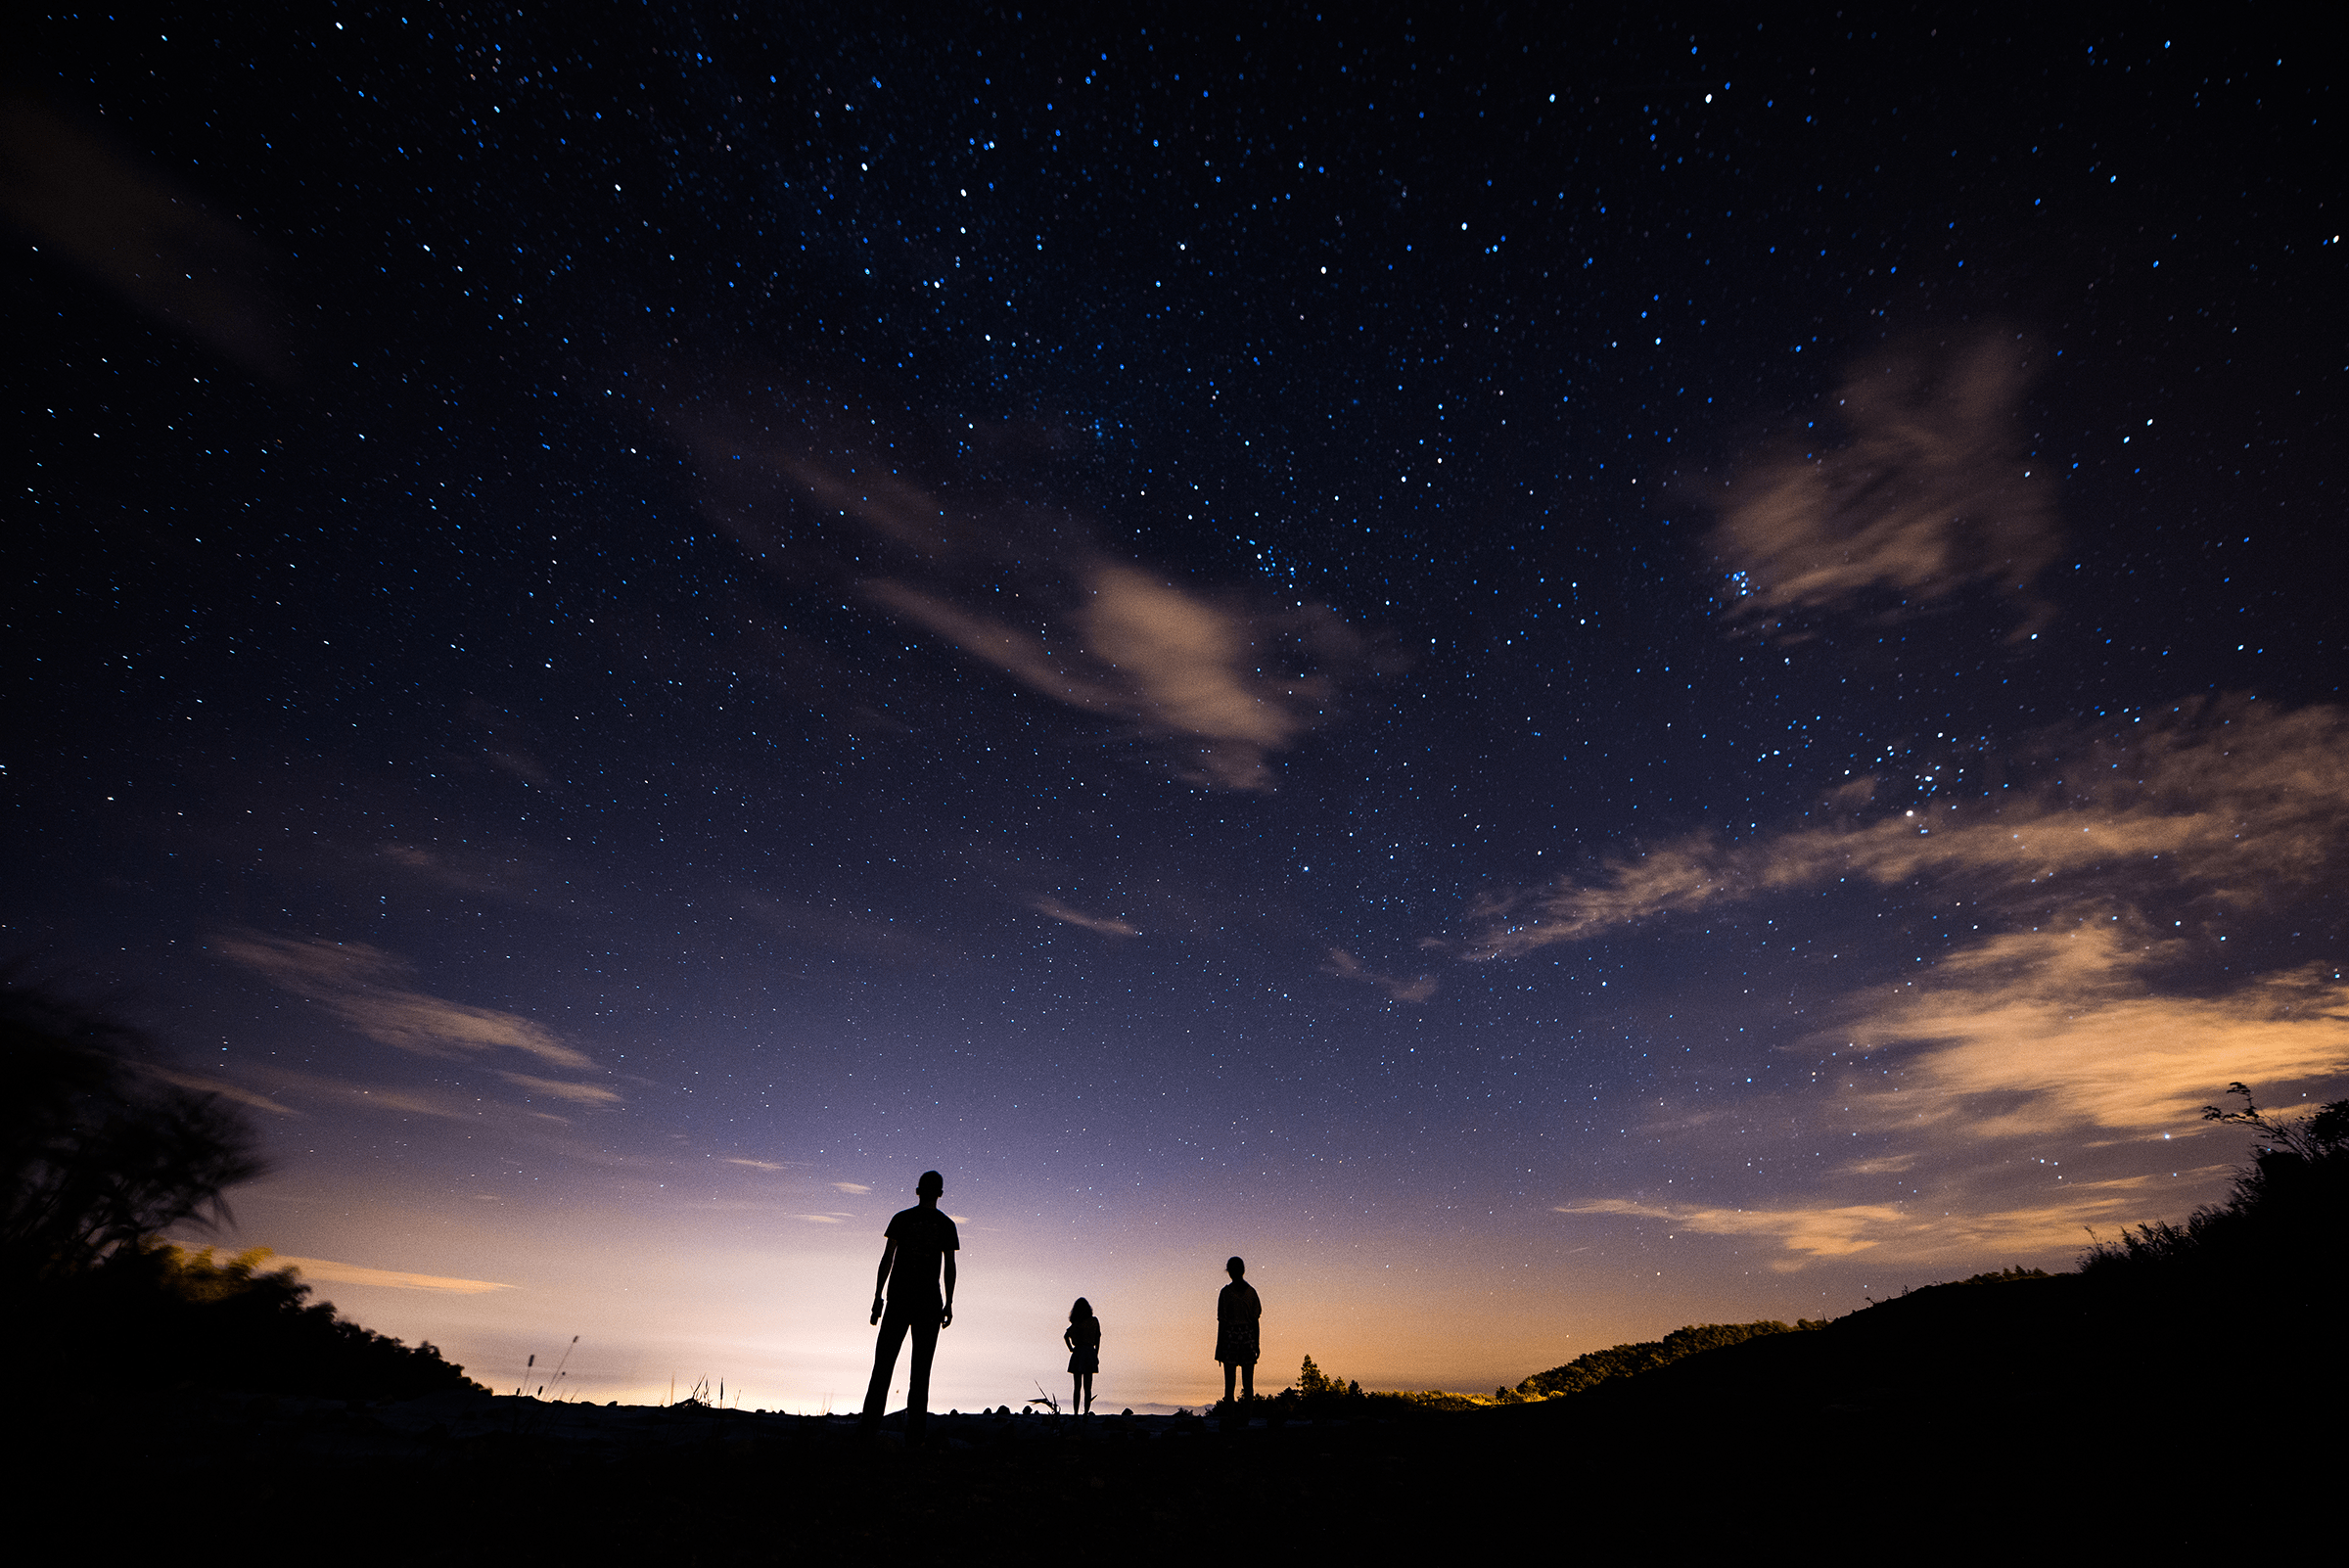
<box><xmin>1251</xmin><ymin>1320</ymin><xmax>1829</xmax><ymax>1421</ymax></box>
<box><xmin>1513</xmin><ymin>1318</ymin><xmax>1825</xmax><ymax>1400</ymax></box>
<box><xmin>3</xmin><ymin>980</ymin><xmax>482</xmax><ymax>1398</ymax></box>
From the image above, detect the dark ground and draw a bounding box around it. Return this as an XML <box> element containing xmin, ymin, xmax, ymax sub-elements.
<box><xmin>35</xmin><ymin>1271</ymin><xmax>2331</xmax><ymax>1558</ymax></box>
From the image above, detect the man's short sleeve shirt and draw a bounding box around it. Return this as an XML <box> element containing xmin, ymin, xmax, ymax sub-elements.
<box><xmin>884</xmin><ymin>1205</ymin><xmax>960</xmax><ymax>1301</ymax></box>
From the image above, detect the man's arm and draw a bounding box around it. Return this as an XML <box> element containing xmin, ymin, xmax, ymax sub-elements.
<box><xmin>870</xmin><ymin>1239</ymin><xmax>897</xmax><ymax>1324</ymax></box>
<box><xmin>940</xmin><ymin>1251</ymin><xmax>955</xmax><ymax>1328</ymax></box>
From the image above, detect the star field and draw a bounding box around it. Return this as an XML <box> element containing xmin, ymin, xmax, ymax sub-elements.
<box><xmin>4</xmin><ymin>9</ymin><xmax>2340</xmax><ymax>1407</ymax></box>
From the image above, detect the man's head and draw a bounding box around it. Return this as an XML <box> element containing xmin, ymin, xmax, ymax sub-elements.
<box><xmin>916</xmin><ymin>1170</ymin><xmax>944</xmax><ymax>1199</ymax></box>
<box><xmin>1226</xmin><ymin>1255</ymin><xmax>1246</xmax><ymax>1279</ymax></box>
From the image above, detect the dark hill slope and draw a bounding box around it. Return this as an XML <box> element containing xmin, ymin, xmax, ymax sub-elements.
<box><xmin>1479</xmin><ymin>1259</ymin><xmax>2339</xmax><ymax>1545</ymax></box>
<box><xmin>1517</xmin><ymin>1096</ymin><xmax>2347</xmax><ymax>1443</ymax></box>
<box><xmin>1523</xmin><ymin>1264</ymin><xmax>2337</xmax><ymax>1432</ymax></box>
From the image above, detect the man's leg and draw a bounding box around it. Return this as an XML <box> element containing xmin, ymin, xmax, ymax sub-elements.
<box><xmin>859</xmin><ymin>1310</ymin><xmax>911</xmax><ymax>1433</ymax></box>
<box><xmin>1240</xmin><ymin>1361</ymin><xmax>1254</xmax><ymax>1399</ymax></box>
<box><xmin>902</xmin><ymin>1309</ymin><xmax>942</xmax><ymax>1444</ymax></box>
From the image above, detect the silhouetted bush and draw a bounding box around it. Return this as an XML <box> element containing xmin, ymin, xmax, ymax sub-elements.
<box><xmin>21</xmin><ymin>1238</ymin><xmax>484</xmax><ymax>1399</ymax></box>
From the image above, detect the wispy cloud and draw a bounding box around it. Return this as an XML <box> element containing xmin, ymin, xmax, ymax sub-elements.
<box><xmin>148</xmin><ymin>1068</ymin><xmax>301</xmax><ymax>1117</ymax></box>
<box><xmin>736</xmin><ymin>895</ymin><xmax>963</xmax><ymax>969</ymax></box>
<box><xmin>653</xmin><ymin>384</ymin><xmax>1389</xmax><ymax>790</ymax></box>
<box><xmin>871</xmin><ymin>563</ymin><xmax>1367</xmax><ymax>791</ymax></box>
<box><xmin>1034</xmin><ymin>898</ymin><xmax>1139</xmax><ymax>937</ymax></box>
<box><xmin>1467</xmin><ymin>697</ymin><xmax>2349</xmax><ymax>957</ymax></box>
<box><xmin>496</xmin><ymin>1071</ymin><xmax>622</xmax><ymax>1107</ymax></box>
<box><xmin>1547</xmin><ymin>916</ymin><xmax>2346</xmax><ymax>1272</ymax></box>
<box><xmin>725</xmin><ymin>1158</ymin><xmax>787</xmax><ymax>1172</ymax></box>
<box><xmin>1</xmin><ymin>97</ymin><xmax>295</xmax><ymax>377</ymax></box>
<box><xmin>1503</xmin><ymin>694</ymin><xmax>2349</xmax><ymax>1274</ymax></box>
<box><xmin>1709</xmin><ymin>334</ymin><xmax>2057</xmax><ymax>638</ymax></box>
<box><xmin>1836</xmin><ymin>922</ymin><xmax>2349</xmax><ymax>1140</ymax></box>
<box><xmin>1555</xmin><ymin>1183</ymin><xmax>2168</xmax><ymax>1270</ymax></box>
<box><xmin>792</xmin><ymin>1213</ymin><xmax>851</xmax><ymax>1223</ymax></box>
<box><xmin>271</xmin><ymin>1255</ymin><xmax>517</xmax><ymax>1294</ymax></box>
<box><xmin>831</xmin><ymin>1181</ymin><xmax>873</xmax><ymax>1195</ymax></box>
<box><xmin>215</xmin><ymin>931</ymin><xmax>601</xmax><ymax>1074</ymax></box>
<box><xmin>222</xmin><ymin>1068</ymin><xmax>559</xmax><ymax>1130</ymax></box>
<box><xmin>1323</xmin><ymin>948</ymin><xmax>1438</xmax><ymax>1003</ymax></box>
<box><xmin>1556</xmin><ymin>1197</ymin><xmax>1914</xmax><ymax>1260</ymax></box>
<box><xmin>380</xmin><ymin>842</ymin><xmax>544</xmax><ymax>901</ymax></box>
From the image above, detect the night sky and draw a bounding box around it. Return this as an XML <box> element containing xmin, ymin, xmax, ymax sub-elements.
<box><xmin>6</xmin><ymin>8</ymin><xmax>2341</xmax><ymax>1412</ymax></box>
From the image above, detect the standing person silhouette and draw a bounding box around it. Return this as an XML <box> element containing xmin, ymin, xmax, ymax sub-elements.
<box><xmin>857</xmin><ymin>1170</ymin><xmax>958</xmax><ymax>1444</ymax></box>
<box><xmin>1065</xmin><ymin>1297</ymin><xmax>1100</xmax><ymax>1417</ymax></box>
<box><xmin>1215</xmin><ymin>1255</ymin><xmax>1260</xmax><ymax>1407</ymax></box>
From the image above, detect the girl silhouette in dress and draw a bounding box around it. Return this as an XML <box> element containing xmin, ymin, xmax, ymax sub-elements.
<box><xmin>1064</xmin><ymin>1297</ymin><xmax>1101</xmax><ymax>1416</ymax></box>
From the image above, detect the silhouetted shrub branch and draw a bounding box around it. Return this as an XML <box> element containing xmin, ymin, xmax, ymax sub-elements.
<box><xmin>2080</xmin><ymin>1082</ymin><xmax>2349</xmax><ymax>1288</ymax></box>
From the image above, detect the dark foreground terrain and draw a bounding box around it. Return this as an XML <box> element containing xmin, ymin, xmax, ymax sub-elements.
<box><xmin>30</xmin><ymin>1266</ymin><xmax>2334</xmax><ymax>1560</ymax></box>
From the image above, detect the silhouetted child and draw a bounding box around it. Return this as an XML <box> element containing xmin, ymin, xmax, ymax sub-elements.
<box><xmin>1216</xmin><ymin>1256</ymin><xmax>1260</xmax><ymax>1407</ymax></box>
<box><xmin>1065</xmin><ymin>1297</ymin><xmax>1100</xmax><ymax>1416</ymax></box>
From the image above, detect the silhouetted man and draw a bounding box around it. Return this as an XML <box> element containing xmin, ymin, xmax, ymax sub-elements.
<box><xmin>1216</xmin><ymin>1255</ymin><xmax>1260</xmax><ymax>1407</ymax></box>
<box><xmin>858</xmin><ymin>1169</ymin><xmax>958</xmax><ymax>1444</ymax></box>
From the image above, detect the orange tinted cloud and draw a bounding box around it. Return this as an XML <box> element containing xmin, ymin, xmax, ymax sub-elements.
<box><xmin>270</xmin><ymin>1255</ymin><xmax>516</xmax><ymax>1293</ymax></box>
<box><xmin>1545</xmin><ymin>918</ymin><xmax>2346</xmax><ymax>1272</ymax></box>
<box><xmin>1837</xmin><ymin>922</ymin><xmax>2349</xmax><ymax>1139</ymax></box>
<box><xmin>1468</xmin><ymin>697</ymin><xmax>2348</xmax><ymax>956</ymax></box>
<box><xmin>1710</xmin><ymin>334</ymin><xmax>2056</xmax><ymax>637</ymax></box>
<box><xmin>1557</xmin><ymin>1180</ymin><xmax>2178</xmax><ymax>1270</ymax></box>
<box><xmin>1503</xmin><ymin>695</ymin><xmax>2349</xmax><ymax>1273</ymax></box>
<box><xmin>1556</xmin><ymin>1197</ymin><xmax>1913</xmax><ymax>1260</ymax></box>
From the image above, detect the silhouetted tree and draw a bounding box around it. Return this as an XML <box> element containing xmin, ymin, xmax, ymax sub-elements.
<box><xmin>1266</xmin><ymin>1354</ymin><xmax>1369</xmax><ymax>1420</ymax></box>
<box><xmin>1</xmin><ymin>981</ymin><xmax>266</xmax><ymax>1279</ymax></box>
<box><xmin>1295</xmin><ymin>1353</ymin><xmax>1341</xmax><ymax>1397</ymax></box>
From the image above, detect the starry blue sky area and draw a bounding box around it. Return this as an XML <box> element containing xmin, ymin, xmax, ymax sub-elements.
<box><xmin>5</xmin><ymin>8</ymin><xmax>2344</xmax><ymax>1399</ymax></box>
